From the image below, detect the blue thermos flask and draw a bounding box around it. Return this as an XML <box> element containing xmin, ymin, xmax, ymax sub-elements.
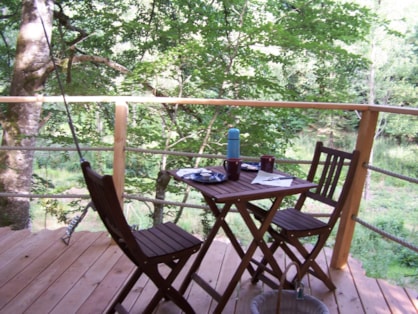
<box><xmin>227</xmin><ymin>128</ymin><xmax>240</xmax><ymax>158</ymax></box>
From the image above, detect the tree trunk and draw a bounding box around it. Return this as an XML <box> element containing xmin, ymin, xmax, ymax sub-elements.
<box><xmin>0</xmin><ymin>0</ymin><xmax>54</xmax><ymax>229</ymax></box>
<box><xmin>153</xmin><ymin>170</ymin><xmax>171</xmax><ymax>225</ymax></box>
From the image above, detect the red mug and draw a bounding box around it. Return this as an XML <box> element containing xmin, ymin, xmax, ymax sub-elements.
<box><xmin>223</xmin><ymin>158</ymin><xmax>242</xmax><ymax>181</ymax></box>
<box><xmin>260</xmin><ymin>155</ymin><xmax>275</xmax><ymax>173</ymax></box>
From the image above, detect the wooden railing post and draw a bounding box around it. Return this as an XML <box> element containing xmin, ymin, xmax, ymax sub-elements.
<box><xmin>113</xmin><ymin>101</ymin><xmax>128</xmax><ymax>209</ymax></box>
<box><xmin>331</xmin><ymin>109</ymin><xmax>379</xmax><ymax>268</ymax></box>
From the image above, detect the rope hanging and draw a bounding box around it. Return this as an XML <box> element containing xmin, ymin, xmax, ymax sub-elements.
<box><xmin>36</xmin><ymin>0</ymin><xmax>88</xmax><ymax>244</ymax></box>
<box><xmin>37</xmin><ymin>1</ymin><xmax>84</xmax><ymax>162</ymax></box>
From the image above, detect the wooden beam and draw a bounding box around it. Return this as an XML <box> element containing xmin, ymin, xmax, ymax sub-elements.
<box><xmin>332</xmin><ymin>110</ymin><xmax>379</xmax><ymax>268</ymax></box>
<box><xmin>113</xmin><ymin>101</ymin><xmax>128</xmax><ymax>208</ymax></box>
<box><xmin>2</xmin><ymin>95</ymin><xmax>418</xmax><ymax>115</ymax></box>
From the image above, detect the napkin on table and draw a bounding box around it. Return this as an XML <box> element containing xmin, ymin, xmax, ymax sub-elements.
<box><xmin>176</xmin><ymin>168</ymin><xmax>206</xmax><ymax>178</ymax></box>
<box><xmin>251</xmin><ymin>170</ymin><xmax>294</xmax><ymax>187</ymax></box>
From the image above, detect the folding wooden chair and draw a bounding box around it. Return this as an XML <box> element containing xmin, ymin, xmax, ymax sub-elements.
<box><xmin>248</xmin><ymin>142</ymin><xmax>359</xmax><ymax>290</ymax></box>
<box><xmin>81</xmin><ymin>161</ymin><xmax>202</xmax><ymax>313</ymax></box>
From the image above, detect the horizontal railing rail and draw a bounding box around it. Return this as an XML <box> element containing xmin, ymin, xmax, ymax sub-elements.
<box><xmin>364</xmin><ymin>162</ymin><xmax>418</xmax><ymax>184</ymax></box>
<box><xmin>0</xmin><ymin>146</ymin><xmax>113</xmax><ymax>152</ymax></box>
<box><xmin>353</xmin><ymin>215</ymin><xmax>418</xmax><ymax>254</ymax></box>
<box><xmin>2</xmin><ymin>95</ymin><xmax>418</xmax><ymax>115</ymax></box>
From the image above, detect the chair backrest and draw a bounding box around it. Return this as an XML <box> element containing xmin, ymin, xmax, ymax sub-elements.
<box><xmin>81</xmin><ymin>161</ymin><xmax>145</xmax><ymax>263</ymax></box>
<box><xmin>295</xmin><ymin>142</ymin><xmax>360</xmax><ymax>226</ymax></box>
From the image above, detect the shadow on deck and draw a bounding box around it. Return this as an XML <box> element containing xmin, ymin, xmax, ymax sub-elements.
<box><xmin>0</xmin><ymin>227</ymin><xmax>416</xmax><ymax>313</ymax></box>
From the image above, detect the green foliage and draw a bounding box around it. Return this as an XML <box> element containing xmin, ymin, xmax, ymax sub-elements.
<box><xmin>31</xmin><ymin>163</ymin><xmax>88</xmax><ymax>225</ymax></box>
<box><xmin>350</xmin><ymin>174</ymin><xmax>418</xmax><ymax>289</ymax></box>
<box><xmin>383</xmin><ymin>113</ymin><xmax>418</xmax><ymax>143</ymax></box>
<box><xmin>351</xmin><ymin>216</ymin><xmax>418</xmax><ymax>287</ymax></box>
<box><xmin>0</xmin><ymin>0</ymin><xmax>20</xmax><ymax>95</ymax></box>
<box><xmin>375</xmin><ymin>216</ymin><xmax>406</xmax><ymax>238</ymax></box>
<box><xmin>399</xmin><ymin>247</ymin><xmax>418</xmax><ymax>268</ymax></box>
<box><xmin>121</xmin><ymin>0</ymin><xmax>372</xmax><ymax>102</ymax></box>
<box><xmin>200</xmin><ymin>208</ymin><xmax>214</xmax><ymax>239</ymax></box>
<box><xmin>372</xmin><ymin>138</ymin><xmax>418</xmax><ymax>184</ymax></box>
<box><xmin>350</xmin><ymin>0</ymin><xmax>418</xmax><ymax>142</ymax></box>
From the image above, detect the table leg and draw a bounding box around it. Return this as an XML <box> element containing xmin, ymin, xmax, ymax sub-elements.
<box><xmin>179</xmin><ymin>201</ymin><xmax>232</xmax><ymax>295</ymax></box>
<box><xmin>212</xmin><ymin>197</ymin><xmax>285</xmax><ymax>313</ymax></box>
<box><xmin>180</xmin><ymin>195</ymin><xmax>286</xmax><ymax>313</ymax></box>
<box><xmin>236</xmin><ymin>197</ymin><xmax>286</xmax><ymax>285</ymax></box>
<box><xmin>179</xmin><ymin>197</ymin><xmax>256</xmax><ymax>313</ymax></box>
<box><xmin>203</xmin><ymin>195</ymin><xmax>253</xmax><ymax>266</ymax></box>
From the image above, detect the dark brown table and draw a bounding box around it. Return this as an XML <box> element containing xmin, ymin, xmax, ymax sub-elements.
<box><xmin>168</xmin><ymin>166</ymin><xmax>316</xmax><ymax>313</ymax></box>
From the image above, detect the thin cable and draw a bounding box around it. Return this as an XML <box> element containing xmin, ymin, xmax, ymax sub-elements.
<box><xmin>36</xmin><ymin>1</ymin><xmax>84</xmax><ymax>162</ymax></box>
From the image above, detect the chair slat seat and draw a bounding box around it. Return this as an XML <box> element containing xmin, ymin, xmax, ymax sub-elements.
<box><xmin>273</xmin><ymin>208</ymin><xmax>328</xmax><ymax>234</ymax></box>
<box><xmin>134</xmin><ymin>222</ymin><xmax>201</xmax><ymax>261</ymax></box>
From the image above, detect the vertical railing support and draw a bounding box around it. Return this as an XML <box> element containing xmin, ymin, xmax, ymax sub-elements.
<box><xmin>332</xmin><ymin>109</ymin><xmax>379</xmax><ymax>268</ymax></box>
<box><xmin>113</xmin><ymin>101</ymin><xmax>129</xmax><ymax>209</ymax></box>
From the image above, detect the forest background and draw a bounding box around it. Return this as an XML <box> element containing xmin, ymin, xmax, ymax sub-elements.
<box><xmin>0</xmin><ymin>0</ymin><xmax>417</xmax><ymax>290</ymax></box>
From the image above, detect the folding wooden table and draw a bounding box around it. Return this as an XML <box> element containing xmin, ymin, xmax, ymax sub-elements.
<box><xmin>169</xmin><ymin>166</ymin><xmax>317</xmax><ymax>313</ymax></box>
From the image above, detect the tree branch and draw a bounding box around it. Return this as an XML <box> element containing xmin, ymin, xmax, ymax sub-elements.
<box><xmin>44</xmin><ymin>55</ymin><xmax>130</xmax><ymax>77</ymax></box>
<box><xmin>53</xmin><ymin>5</ymin><xmax>88</xmax><ymax>46</ymax></box>
<box><xmin>70</xmin><ymin>55</ymin><xmax>130</xmax><ymax>73</ymax></box>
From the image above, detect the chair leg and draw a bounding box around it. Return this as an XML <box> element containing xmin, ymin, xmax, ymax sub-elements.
<box><xmin>256</xmin><ymin>231</ymin><xmax>334</xmax><ymax>290</ymax></box>
<box><xmin>143</xmin><ymin>282</ymin><xmax>195</xmax><ymax>314</ymax></box>
<box><xmin>286</xmin><ymin>237</ymin><xmax>336</xmax><ymax>290</ymax></box>
<box><xmin>143</xmin><ymin>257</ymin><xmax>195</xmax><ymax>314</ymax></box>
<box><xmin>114</xmin><ymin>303</ymin><xmax>130</xmax><ymax>314</ymax></box>
<box><xmin>308</xmin><ymin>260</ymin><xmax>336</xmax><ymax>290</ymax></box>
<box><xmin>107</xmin><ymin>268</ymin><xmax>143</xmax><ymax>314</ymax></box>
<box><xmin>299</xmin><ymin>246</ymin><xmax>336</xmax><ymax>290</ymax></box>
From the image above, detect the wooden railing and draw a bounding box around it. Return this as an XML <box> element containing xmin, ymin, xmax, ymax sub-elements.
<box><xmin>1</xmin><ymin>95</ymin><xmax>417</xmax><ymax>269</ymax></box>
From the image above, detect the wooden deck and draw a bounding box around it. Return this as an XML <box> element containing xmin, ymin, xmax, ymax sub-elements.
<box><xmin>0</xmin><ymin>227</ymin><xmax>416</xmax><ymax>314</ymax></box>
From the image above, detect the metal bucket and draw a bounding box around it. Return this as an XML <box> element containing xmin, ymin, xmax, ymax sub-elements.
<box><xmin>250</xmin><ymin>290</ymin><xmax>329</xmax><ymax>314</ymax></box>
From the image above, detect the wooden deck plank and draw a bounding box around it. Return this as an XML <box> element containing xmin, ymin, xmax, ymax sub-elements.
<box><xmin>0</xmin><ymin>228</ymin><xmax>29</xmax><ymax>254</ymax></box>
<box><xmin>130</xmin><ymin>244</ymin><xmax>204</xmax><ymax>314</ymax></box>
<box><xmin>175</xmin><ymin>250</ymin><xmax>209</xmax><ymax>313</ymax></box>
<box><xmin>0</xmin><ymin>230</ymin><xmax>102</xmax><ymax>313</ymax></box>
<box><xmin>26</xmin><ymin>232</ymin><xmax>111</xmax><ymax>313</ymax></box>
<box><xmin>347</xmin><ymin>254</ymin><xmax>391</xmax><ymax>314</ymax></box>
<box><xmin>377</xmin><ymin>279</ymin><xmax>417</xmax><ymax>314</ymax></box>
<box><xmin>327</xmin><ymin>249</ymin><xmax>365</xmax><ymax>314</ymax></box>
<box><xmin>0</xmin><ymin>227</ymin><xmax>11</xmax><ymax>236</ymax></box>
<box><xmin>0</xmin><ymin>227</ymin><xmax>417</xmax><ymax>314</ymax></box>
<box><xmin>0</xmin><ymin>228</ymin><xmax>56</xmax><ymax>284</ymax></box>
<box><xmin>128</xmin><ymin>249</ymin><xmax>205</xmax><ymax>313</ymax></box>
<box><xmin>212</xmin><ymin>240</ymin><xmax>241</xmax><ymax>313</ymax></box>
<box><xmin>0</xmin><ymin>227</ymin><xmax>65</xmax><ymax>288</ymax></box>
<box><xmin>405</xmin><ymin>287</ymin><xmax>418</xmax><ymax>312</ymax></box>
<box><xmin>50</xmin><ymin>237</ymin><xmax>123</xmax><ymax>313</ymax></box>
<box><xmin>132</xmin><ymin>263</ymin><xmax>181</xmax><ymax>313</ymax></box>
<box><xmin>77</xmin><ymin>253</ymin><xmax>135</xmax><ymax>314</ymax></box>
<box><xmin>0</xmin><ymin>229</ymin><xmax>73</xmax><ymax>307</ymax></box>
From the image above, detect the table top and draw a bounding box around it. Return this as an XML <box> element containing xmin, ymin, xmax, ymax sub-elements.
<box><xmin>169</xmin><ymin>166</ymin><xmax>317</xmax><ymax>203</ymax></box>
